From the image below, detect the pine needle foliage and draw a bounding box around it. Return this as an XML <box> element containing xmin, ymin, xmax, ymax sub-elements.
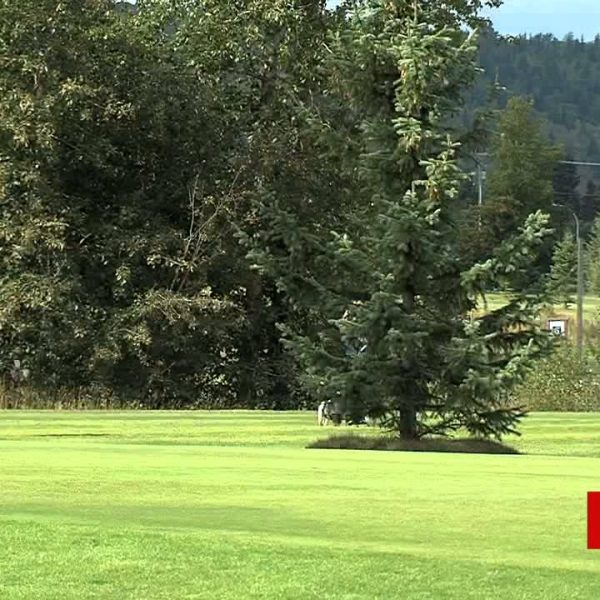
<box><xmin>547</xmin><ymin>232</ymin><xmax>577</xmax><ymax>307</ymax></box>
<box><xmin>252</xmin><ymin>0</ymin><xmax>552</xmax><ymax>440</ymax></box>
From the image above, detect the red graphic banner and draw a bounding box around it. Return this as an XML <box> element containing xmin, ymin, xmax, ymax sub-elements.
<box><xmin>588</xmin><ymin>492</ymin><xmax>600</xmax><ymax>550</ymax></box>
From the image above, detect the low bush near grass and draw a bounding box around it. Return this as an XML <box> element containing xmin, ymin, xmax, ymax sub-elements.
<box><xmin>307</xmin><ymin>435</ymin><xmax>519</xmax><ymax>454</ymax></box>
<box><xmin>514</xmin><ymin>342</ymin><xmax>600</xmax><ymax>411</ymax></box>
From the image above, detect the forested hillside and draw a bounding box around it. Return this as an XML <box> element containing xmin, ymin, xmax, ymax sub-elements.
<box><xmin>471</xmin><ymin>30</ymin><xmax>600</xmax><ymax>166</ymax></box>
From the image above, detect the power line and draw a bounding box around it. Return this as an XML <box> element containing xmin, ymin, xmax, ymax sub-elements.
<box><xmin>561</xmin><ymin>160</ymin><xmax>600</xmax><ymax>167</ymax></box>
<box><xmin>470</xmin><ymin>154</ymin><xmax>600</xmax><ymax>204</ymax></box>
<box><xmin>471</xmin><ymin>152</ymin><xmax>600</xmax><ymax>167</ymax></box>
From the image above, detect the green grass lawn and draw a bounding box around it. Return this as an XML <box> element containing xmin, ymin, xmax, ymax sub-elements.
<box><xmin>483</xmin><ymin>293</ymin><xmax>600</xmax><ymax>322</ymax></box>
<box><xmin>0</xmin><ymin>411</ymin><xmax>599</xmax><ymax>599</ymax></box>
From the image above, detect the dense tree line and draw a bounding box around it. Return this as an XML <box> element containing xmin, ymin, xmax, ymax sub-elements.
<box><xmin>0</xmin><ymin>0</ymin><xmax>324</xmax><ymax>408</ymax></box>
<box><xmin>1</xmin><ymin>0</ymin><xmax>555</xmax><ymax>440</ymax></box>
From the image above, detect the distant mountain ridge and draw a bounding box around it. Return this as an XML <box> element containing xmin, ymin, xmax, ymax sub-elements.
<box><xmin>470</xmin><ymin>30</ymin><xmax>600</xmax><ymax>166</ymax></box>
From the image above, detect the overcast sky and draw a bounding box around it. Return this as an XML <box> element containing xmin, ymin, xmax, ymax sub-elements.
<box><xmin>483</xmin><ymin>0</ymin><xmax>600</xmax><ymax>40</ymax></box>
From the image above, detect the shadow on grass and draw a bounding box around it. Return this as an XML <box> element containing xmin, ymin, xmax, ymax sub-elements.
<box><xmin>33</xmin><ymin>433</ymin><xmax>112</xmax><ymax>438</ymax></box>
<box><xmin>307</xmin><ymin>434</ymin><xmax>520</xmax><ymax>455</ymax></box>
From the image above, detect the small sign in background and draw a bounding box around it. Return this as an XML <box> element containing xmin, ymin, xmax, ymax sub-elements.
<box><xmin>547</xmin><ymin>318</ymin><xmax>568</xmax><ymax>337</ymax></box>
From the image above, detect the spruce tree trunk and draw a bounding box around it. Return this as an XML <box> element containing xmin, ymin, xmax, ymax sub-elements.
<box><xmin>400</xmin><ymin>283</ymin><xmax>419</xmax><ymax>440</ymax></box>
<box><xmin>400</xmin><ymin>406</ymin><xmax>418</xmax><ymax>440</ymax></box>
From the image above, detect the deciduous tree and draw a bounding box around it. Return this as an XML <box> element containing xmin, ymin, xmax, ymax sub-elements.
<box><xmin>0</xmin><ymin>0</ymin><xmax>240</xmax><ymax>404</ymax></box>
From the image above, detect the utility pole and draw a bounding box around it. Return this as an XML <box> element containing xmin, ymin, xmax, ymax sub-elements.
<box><xmin>557</xmin><ymin>160</ymin><xmax>599</xmax><ymax>358</ymax></box>
<box><xmin>575</xmin><ymin>211</ymin><xmax>584</xmax><ymax>359</ymax></box>
<box><xmin>469</xmin><ymin>153</ymin><xmax>597</xmax><ymax>355</ymax></box>
<box><xmin>471</xmin><ymin>152</ymin><xmax>486</xmax><ymax>207</ymax></box>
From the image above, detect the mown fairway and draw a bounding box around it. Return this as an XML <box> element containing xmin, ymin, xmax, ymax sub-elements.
<box><xmin>0</xmin><ymin>412</ymin><xmax>599</xmax><ymax>599</ymax></box>
<box><xmin>483</xmin><ymin>294</ymin><xmax>600</xmax><ymax>323</ymax></box>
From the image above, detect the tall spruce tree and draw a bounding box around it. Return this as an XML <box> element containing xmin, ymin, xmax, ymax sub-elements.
<box><xmin>587</xmin><ymin>215</ymin><xmax>600</xmax><ymax>295</ymax></box>
<box><xmin>479</xmin><ymin>97</ymin><xmax>562</xmax><ymax>275</ymax></box>
<box><xmin>547</xmin><ymin>232</ymin><xmax>577</xmax><ymax>307</ymax></box>
<box><xmin>581</xmin><ymin>180</ymin><xmax>600</xmax><ymax>234</ymax></box>
<box><xmin>252</xmin><ymin>0</ymin><xmax>552</xmax><ymax>440</ymax></box>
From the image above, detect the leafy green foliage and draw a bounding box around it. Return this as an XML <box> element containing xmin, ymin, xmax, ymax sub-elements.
<box><xmin>487</xmin><ymin>98</ymin><xmax>561</xmax><ymax>218</ymax></box>
<box><xmin>0</xmin><ymin>0</ymin><xmax>245</xmax><ymax>404</ymax></box>
<box><xmin>514</xmin><ymin>342</ymin><xmax>600</xmax><ymax>412</ymax></box>
<box><xmin>458</xmin><ymin>97</ymin><xmax>564</xmax><ymax>273</ymax></box>
<box><xmin>0</xmin><ymin>0</ymin><xmax>344</xmax><ymax>408</ymax></box>
<box><xmin>0</xmin><ymin>0</ymin><xmax>585</xmax><ymax>417</ymax></box>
